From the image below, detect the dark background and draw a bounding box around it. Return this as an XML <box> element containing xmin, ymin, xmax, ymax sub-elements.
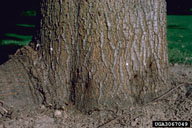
<box><xmin>0</xmin><ymin>1</ymin><xmax>40</xmax><ymax>64</ymax></box>
<box><xmin>167</xmin><ymin>0</ymin><xmax>192</xmax><ymax>15</ymax></box>
<box><xmin>0</xmin><ymin>0</ymin><xmax>39</xmax><ymax>38</ymax></box>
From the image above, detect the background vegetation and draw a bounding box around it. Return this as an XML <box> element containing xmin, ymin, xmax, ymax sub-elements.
<box><xmin>167</xmin><ymin>15</ymin><xmax>192</xmax><ymax>64</ymax></box>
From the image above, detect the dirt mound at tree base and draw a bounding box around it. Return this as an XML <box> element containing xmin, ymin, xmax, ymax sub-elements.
<box><xmin>1</xmin><ymin>64</ymin><xmax>192</xmax><ymax>128</ymax></box>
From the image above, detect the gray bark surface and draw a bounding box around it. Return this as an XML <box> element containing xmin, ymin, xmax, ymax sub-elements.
<box><xmin>75</xmin><ymin>0</ymin><xmax>169</xmax><ymax>111</ymax></box>
<box><xmin>0</xmin><ymin>0</ymin><xmax>169</xmax><ymax>113</ymax></box>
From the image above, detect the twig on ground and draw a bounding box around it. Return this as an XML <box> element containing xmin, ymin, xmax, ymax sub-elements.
<box><xmin>0</xmin><ymin>106</ymin><xmax>8</xmax><ymax>113</ymax></box>
<box><xmin>0</xmin><ymin>100</ymin><xmax>8</xmax><ymax>114</ymax></box>
<box><xmin>97</xmin><ymin>82</ymin><xmax>191</xmax><ymax>128</ymax></box>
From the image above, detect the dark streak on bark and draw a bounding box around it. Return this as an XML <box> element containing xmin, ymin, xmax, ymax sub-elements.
<box><xmin>70</xmin><ymin>1</ymin><xmax>81</xmax><ymax>105</ymax></box>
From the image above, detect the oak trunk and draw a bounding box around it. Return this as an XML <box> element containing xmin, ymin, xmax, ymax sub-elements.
<box><xmin>0</xmin><ymin>0</ymin><xmax>169</xmax><ymax>113</ymax></box>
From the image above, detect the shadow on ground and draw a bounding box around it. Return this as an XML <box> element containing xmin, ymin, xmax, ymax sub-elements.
<box><xmin>0</xmin><ymin>45</ymin><xmax>22</xmax><ymax>65</ymax></box>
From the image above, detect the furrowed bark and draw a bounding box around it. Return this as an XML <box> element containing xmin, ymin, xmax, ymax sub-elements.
<box><xmin>75</xmin><ymin>0</ymin><xmax>169</xmax><ymax>112</ymax></box>
<box><xmin>30</xmin><ymin>0</ymin><xmax>80</xmax><ymax>108</ymax></box>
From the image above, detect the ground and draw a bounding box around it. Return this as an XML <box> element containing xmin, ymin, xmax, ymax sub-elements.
<box><xmin>0</xmin><ymin>64</ymin><xmax>192</xmax><ymax>128</ymax></box>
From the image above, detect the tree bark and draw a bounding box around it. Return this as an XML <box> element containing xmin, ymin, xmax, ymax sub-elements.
<box><xmin>27</xmin><ymin>0</ymin><xmax>80</xmax><ymax>109</ymax></box>
<box><xmin>75</xmin><ymin>0</ymin><xmax>169</xmax><ymax>111</ymax></box>
<box><xmin>0</xmin><ymin>0</ymin><xmax>169</xmax><ymax>113</ymax></box>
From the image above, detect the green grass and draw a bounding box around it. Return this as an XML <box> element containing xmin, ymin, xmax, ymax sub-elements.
<box><xmin>4</xmin><ymin>33</ymin><xmax>33</xmax><ymax>40</ymax></box>
<box><xmin>167</xmin><ymin>15</ymin><xmax>192</xmax><ymax>64</ymax></box>
<box><xmin>20</xmin><ymin>10</ymin><xmax>36</xmax><ymax>16</ymax></box>
<box><xmin>1</xmin><ymin>32</ymin><xmax>33</xmax><ymax>46</ymax></box>
<box><xmin>16</xmin><ymin>24</ymin><xmax>35</xmax><ymax>28</ymax></box>
<box><xmin>1</xmin><ymin>39</ymin><xmax>31</xmax><ymax>46</ymax></box>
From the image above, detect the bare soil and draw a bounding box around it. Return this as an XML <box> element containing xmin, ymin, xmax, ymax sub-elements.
<box><xmin>1</xmin><ymin>64</ymin><xmax>192</xmax><ymax>128</ymax></box>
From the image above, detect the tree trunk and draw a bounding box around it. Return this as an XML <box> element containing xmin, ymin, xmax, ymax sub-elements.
<box><xmin>75</xmin><ymin>0</ymin><xmax>169</xmax><ymax>111</ymax></box>
<box><xmin>0</xmin><ymin>0</ymin><xmax>169</xmax><ymax>113</ymax></box>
